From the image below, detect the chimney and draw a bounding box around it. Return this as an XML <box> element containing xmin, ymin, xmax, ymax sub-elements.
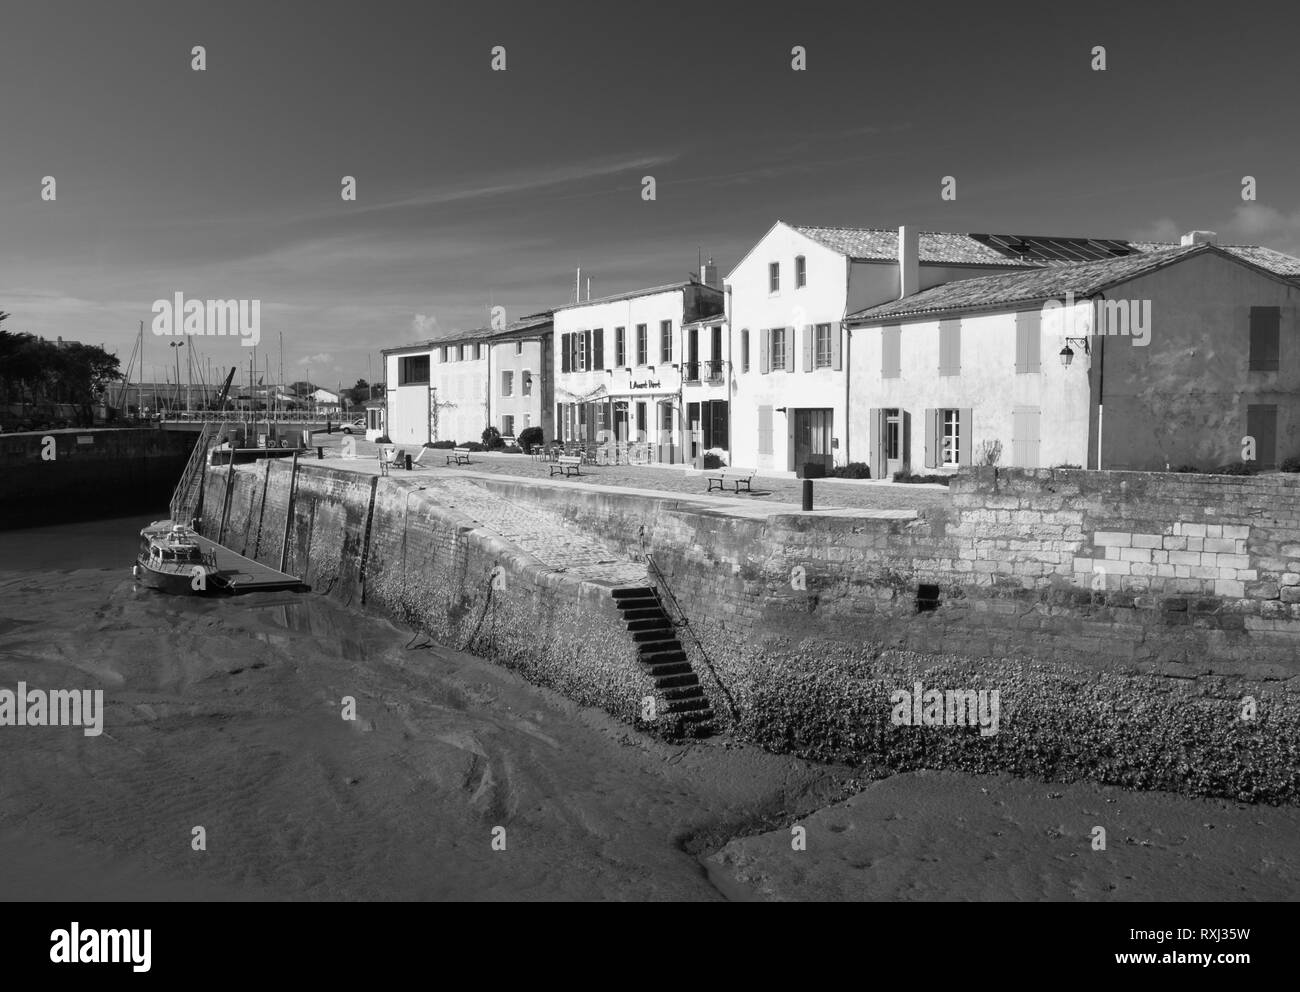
<box><xmin>700</xmin><ymin>257</ymin><xmax>719</xmax><ymax>289</ymax></box>
<box><xmin>898</xmin><ymin>225</ymin><xmax>919</xmax><ymax>298</ymax></box>
<box><xmin>1180</xmin><ymin>230</ymin><xmax>1218</xmax><ymax>246</ymax></box>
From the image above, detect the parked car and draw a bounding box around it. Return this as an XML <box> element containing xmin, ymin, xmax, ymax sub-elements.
<box><xmin>341</xmin><ymin>418</ymin><xmax>366</xmax><ymax>434</ymax></box>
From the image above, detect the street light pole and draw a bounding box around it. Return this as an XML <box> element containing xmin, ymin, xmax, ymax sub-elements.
<box><xmin>169</xmin><ymin>341</ymin><xmax>184</xmax><ymax>414</ymax></box>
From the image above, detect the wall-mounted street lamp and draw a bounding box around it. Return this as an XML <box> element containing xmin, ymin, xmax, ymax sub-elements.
<box><xmin>776</xmin><ymin>407</ymin><xmax>788</xmax><ymax>414</ymax></box>
<box><xmin>1059</xmin><ymin>337</ymin><xmax>1091</xmax><ymax>368</ymax></box>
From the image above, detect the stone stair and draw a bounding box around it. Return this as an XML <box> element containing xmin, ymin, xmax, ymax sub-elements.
<box><xmin>612</xmin><ymin>586</ymin><xmax>714</xmax><ymax>738</ymax></box>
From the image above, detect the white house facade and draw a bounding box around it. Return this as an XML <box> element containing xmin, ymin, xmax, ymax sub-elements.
<box><xmin>382</xmin><ymin>313</ymin><xmax>554</xmax><ymax>448</ymax></box>
<box><xmin>725</xmin><ymin>222</ymin><xmax>1039</xmax><ymax>475</ymax></box>
<box><xmin>552</xmin><ymin>274</ymin><xmax>723</xmax><ymax>464</ymax></box>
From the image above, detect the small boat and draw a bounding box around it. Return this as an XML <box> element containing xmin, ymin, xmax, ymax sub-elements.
<box><xmin>134</xmin><ymin>521</ymin><xmax>223</xmax><ymax>595</ymax></box>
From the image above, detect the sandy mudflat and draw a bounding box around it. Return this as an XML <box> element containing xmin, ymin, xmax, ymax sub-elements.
<box><xmin>1</xmin><ymin>528</ymin><xmax>1297</xmax><ymax>901</ymax></box>
<box><xmin>0</xmin><ymin>562</ymin><xmax>844</xmax><ymax>901</ymax></box>
<box><xmin>707</xmin><ymin>769</ymin><xmax>1300</xmax><ymax>901</ymax></box>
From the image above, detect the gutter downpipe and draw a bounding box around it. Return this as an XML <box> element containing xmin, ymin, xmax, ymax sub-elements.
<box><xmin>843</xmin><ymin>258</ymin><xmax>852</xmax><ymax>467</ymax></box>
<box><xmin>726</xmin><ymin>283</ymin><xmax>734</xmax><ymax>466</ymax></box>
<box><xmin>1093</xmin><ymin>293</ymin><xmax>1105</xmax><ymax>470</ymax></box>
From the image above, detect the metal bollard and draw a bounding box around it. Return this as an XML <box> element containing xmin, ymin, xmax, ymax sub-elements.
<box><xmin>802</xmin><ymin>479</ymin><xmax>813</xmax><ymax>511</ymax></box>
<box><xmin>404</xmin><ymin>454</ymin><xmax>412</xmax><ymax>470</ymax></box>
<box><xmin>316</xmin><ymin>446</ymin><xmax>324</xmax><ymax>459</ymax></box>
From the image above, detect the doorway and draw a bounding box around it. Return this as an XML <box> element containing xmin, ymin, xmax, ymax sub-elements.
<box><xmin>793</xmin><ymin>408</ymin><xmax>833</xmax><ymax>472</ymax></box>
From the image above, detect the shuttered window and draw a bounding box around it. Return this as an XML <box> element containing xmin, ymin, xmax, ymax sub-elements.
<box><xmin>814</xmin><ymin>324</ymin><xmax>832</xmax><ymax>368</ymax></box>
<box><xmin>770</xmin><ymin>328</ymin><xmax>786</xmax><ymax>371</ymax></box>
<box><xmin>1247</xmin><ymin>404</ymin><xmax>1278</xmax><ymax>469</ymax></box>
<box><xmin>758</xmin><ymin>405</ymin><xmax>774</xmax><ymax>455</ymax></box>
<box><xmin>1250</xmin><ymin>306</ymin><xmax>1280</xmax><ymax>371</ymax></box>
<box><xmin>1012</xmin><ymin>406</ymin><xmax>1041</xmax><ymax>468</ymax></box>
<box><xmin>939</xmin><ymin>320</ymin><xmax>961</xmax><ymax>376</ymax></box>
<box><xmin>882</xmin><ymin>325</ymin><xmax>901</xmax><ymax>378</ymax></box>
<box><xmin>1015</xmin><ymin>310</ymin><xmax>1041</xmax><ymax>373</ymax></box>
<box><xmin>925</xmin><ymin>408</ymin><xmax>972</xmax><ymax>467</ymax></box>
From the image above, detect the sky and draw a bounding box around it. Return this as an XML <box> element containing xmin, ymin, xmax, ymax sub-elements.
<box><xmin>3</xmin><ymin>0</ymin><xmax>1298</xmax><ymax>391</ymax></box>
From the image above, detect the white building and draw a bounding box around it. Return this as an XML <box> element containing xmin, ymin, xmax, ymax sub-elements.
<box><xmin>846</xmin><ymin>239</ymin><xmax>1300</xmax><ymax>475</ymax></box>
<box><xmin>383</xmin><ymin>312</ymin><xmax>553</xmax><ymax>448</ymax></box>
<box><xmin>725</xmin><ymin>222</ymin><xmax>1042</xmax><ymax>475</ymax></box>
<box><xmin>552</xmin><ymin>272</ymin><xmax>723</xmax><ymax>463</ymax></box>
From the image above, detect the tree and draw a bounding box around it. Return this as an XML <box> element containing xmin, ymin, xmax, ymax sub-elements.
<box><xmin>0</xmin><ymin>320</ymin><xmax>123</xmax><ymax>425</ymax></box>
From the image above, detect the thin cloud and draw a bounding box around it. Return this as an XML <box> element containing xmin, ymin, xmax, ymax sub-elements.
<box><xmin>1134</xmin><ymin>205</ymin><xmax>1300</xmax><ymax>253</ymax></box>
<box><xmin>342</xmin><ymin>153</ymin><xmax>679</xmax><ymax>216</ymax></box>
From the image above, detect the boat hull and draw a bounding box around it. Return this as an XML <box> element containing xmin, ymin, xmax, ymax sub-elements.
<box><xmin>133</xmin><ymin>557</ymin><xmax>221</xmax><ymax>596</ymax></box>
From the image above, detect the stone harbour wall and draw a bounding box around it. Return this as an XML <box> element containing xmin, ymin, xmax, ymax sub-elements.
<box><xmin>200</xmin><ymin>461</ymin><xmax>1300</xmax><ymax>802</ymax></box>
<box><xmin>472</xmin><ymin>470</ymin><xmax>1300</xmax><ymax>802</ymax></box>
<box><xmin>199</xmin><ymin>462</ymin><xmax>654</xmax><ymax>726</ymax></box>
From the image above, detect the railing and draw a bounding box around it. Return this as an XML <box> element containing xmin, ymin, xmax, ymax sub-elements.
<box><xmin>682</xmin><ymin>360</ymin><xmax>727</xmax><ymax>384</ymax></box>
<box><xmin>638</xmin><ymin>533</ymin><xmax>740</xmax><ymax>721</ymax></box>
<box><xmin>168</xmin><ymin>422</ymin><xmax>216</xmax><ymax>525</ymax></box>
<box><xmin>160</xmin><ymin>410</ymin><xmax>334</xmax><ymax>424</ymax></box>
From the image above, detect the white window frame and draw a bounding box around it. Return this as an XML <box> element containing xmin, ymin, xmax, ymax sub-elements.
<box><xmin>795</xmin><ymin>255</ymin><xmax>806</xmax><ymax>289</ymax></box>
<box><xmin>942</xmin><ymin>409</ymin><xmax>960</xmax><ymax>467</ymax></box>
<box><xmin>771</xmin><ymin>327</ymin><xmax>787</xmax><ymax>371</ymax></box>
<box><xmin>814</xmin><ymin>324</ymin><xmax>832</xmax><ymax>368</ymax></box>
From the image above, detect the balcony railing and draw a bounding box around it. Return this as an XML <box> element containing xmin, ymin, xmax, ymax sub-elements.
<box><xmin>683</xmin><ymin>359</ymin><xmax>727</xmax><ymax>384</ymax></box>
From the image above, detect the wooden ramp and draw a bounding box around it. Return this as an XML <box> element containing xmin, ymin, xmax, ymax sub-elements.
<box><xmin>190</xmin><ymin>533</ymin><xmax>307</xmax><ymax>593</ymax></box>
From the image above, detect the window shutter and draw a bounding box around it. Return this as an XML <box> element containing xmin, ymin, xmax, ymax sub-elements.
<box><xmin>1016</xmin><ymin>311</ymin><xmax>1041</xmax><ymax>373</ymax></box>
<box><xmin>868</xmin><ymin>408</ymin><xmax>883</xmax><ymax>478</ymax></box>
<box><xmin>760</xmin><ymin>328</ymin><xmax>770</xmax><ymax>374</ymax></box>
<box><xmin>883</xmin><ymin>325</ymin><xmax>900</xmax><ymax>378</ymax></box>
<box><xmin>901</xmin><ymin>410</ymin><xmax>912</xmax><ymax>471</ymax></box>
<box><xmin>786</xmin><ymin>328</ymin><xmax>796</xmax><ymax>374</ymax></box>
<box><xmin>803</xmin><ymin>325</ymin><xmax>814</xmax><ymax>372</ymax></box>
<box><xmin>832</xmin><ymin>325</ymin><xmax>843</xmax><ymax>370</ymax></box>
<box><xmin>939</xmin><ymin>320</ymin><xmax>961</xmax><ymax>375</ymax></box>
<box><xmin>1250</xmin><ymin>306</ymin><xmax>1281</xmax><ymax>371</ymax></box>
<box><xmin>924</xmin><ymin>408</ymin><xmax>937</xmax><ymax>468</ymax></box>
<box><xmin>561</xmin><ymin>333</ymin><xmax>570</xmax><ymax>373</ymax></box>
<box><xmin>593</xmin><ymin>329</ymin><xmax>604</xmax><ymax>370</ymax></box>
<box><xmin>959</xmin><ymin>408</ymin><xmax>972</xmax><ymax>466</ymax></box>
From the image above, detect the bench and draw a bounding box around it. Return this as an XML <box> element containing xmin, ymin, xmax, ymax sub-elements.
<box><xmin>446</xmin><ymin>446</ymin><xmax>472</xmax><ymax>466</ymax></box>
<box><xmin>707</xmin><ymin>467</ymin><xmax>757</xmax><ymax>493</ymax></box>
<box><xmin>550</xmin><ymin>455</ymin><xmax>582</xmax><ymax>477</ymax></box>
